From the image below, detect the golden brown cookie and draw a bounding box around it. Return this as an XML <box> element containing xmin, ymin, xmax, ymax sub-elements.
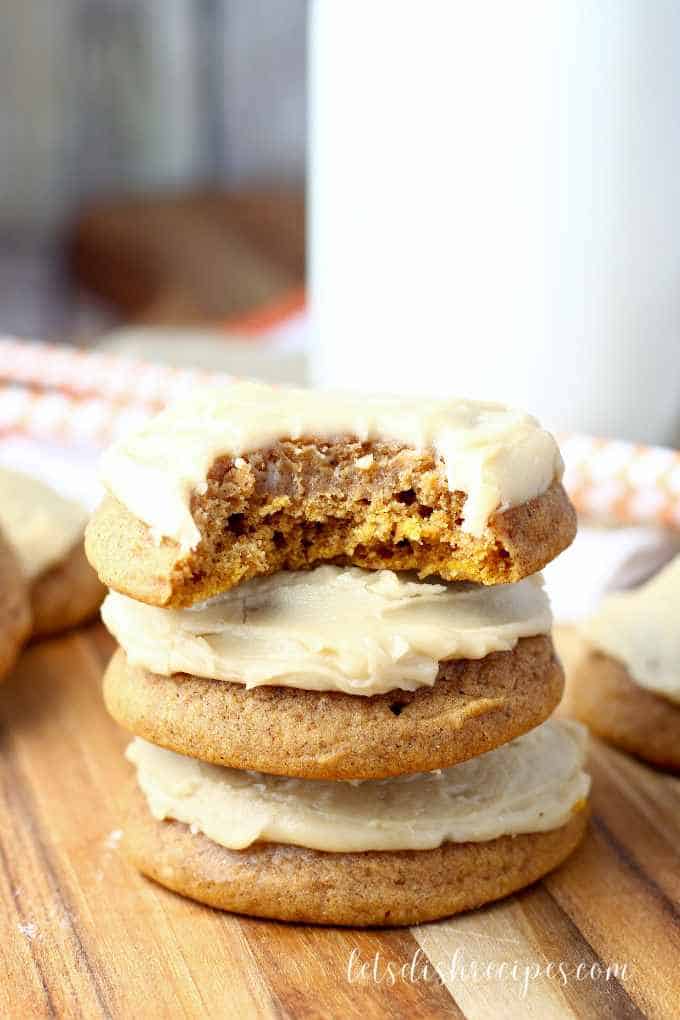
<box><xmin>565</xmin><ymin>647</ymin><xmax>680</xmax><ymax>772</ymax></box>
<box><xmin>0</xmin><ymin>530</ymin><xmax>31</xmax><ymax>681</ymax></box>
<box><xmin>124</xmin><ymin>787</ymin><xmax>589</xmax><ymax>926</ymax></box>
<box><xmin>85</xmin><ymin>439</ymin><xmax>575</xmax><ymax>607</ymax></box>
<box><xmin>104</xmin><ymin>635</ymin><xmax>564</xmax><ymax>780</ymax></box>
<box><xmin>30</xmin><ymin>540</ymin><xmax>105</xmax><ymax>640</ymax></box>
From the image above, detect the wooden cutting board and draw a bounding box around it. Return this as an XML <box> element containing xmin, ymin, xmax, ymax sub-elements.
<box><xmin>1</xmin><ymin>624</ymin><xmax>679</xmax><ymax>1019</ymax></box>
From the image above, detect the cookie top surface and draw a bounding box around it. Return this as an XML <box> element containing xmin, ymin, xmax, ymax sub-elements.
<box><xmin>100</xmin><ymin>381</ymin><xmax>562</xmax><ymax>550</ymax></box>
<box><xmin>580</xmin><ymin>555</ymin><xmax>680</xmax><ymax>704</ymax></box>
<box><xmin>127</xmin><ymin>719</ymin><xmax>589</xmax><ymax>854</ymax></box>
<box><xmin>0</xmin><ymin>468</ymin><xmax>87</xmax><ymax>580</ymax></box>
<box><xmin>102</xmin><ymin>566</ymin><xmax>552</xmax><ymax>696</ymax></box>
<box><xmin>105</xmin><ymin>635</ymin><xmax>564</xmax><ymax>779</ymax></box>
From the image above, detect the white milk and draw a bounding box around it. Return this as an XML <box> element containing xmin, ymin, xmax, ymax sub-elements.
<box><xmin>309</xmin><ymin>0</ymin><xmax>680</xmax><ymax>444</ymax></box>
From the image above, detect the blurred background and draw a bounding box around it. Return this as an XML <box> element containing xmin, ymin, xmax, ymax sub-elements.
<box><xmin>0</xmin><ymin>0</ymin><xmax>306</xmax><ymax>376</ymax></box>
<box><xmin>3</xmin><ymin>1</ymin><xmax>680</xmax><ymax>442</ymax></box>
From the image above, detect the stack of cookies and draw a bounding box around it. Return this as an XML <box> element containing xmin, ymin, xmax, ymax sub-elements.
<box><xmin>86</xmin><ymin>382</ymin><xmax>590</xmax><ymax>926</ymax></box>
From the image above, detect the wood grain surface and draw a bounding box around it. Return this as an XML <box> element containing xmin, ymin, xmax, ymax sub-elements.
<box><xmin>1</xmin><ymin>624</ymin><xmax>679</xmax><ymax>1019</ymax></box>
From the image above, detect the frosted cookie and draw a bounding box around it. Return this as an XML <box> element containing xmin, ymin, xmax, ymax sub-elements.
<box><xmin>102</xmin><ymin>566</ymin><xmax>560</xmax><ymax>777</ymax></box>
<box><xmin>85</xmin><ymin>382</ymin><xmax>575</xmax><ymax>607</ymax></box>
<box><xmin>104</xmin><ymin>635</ymin><xmax>564</xmax><ymax>780</ymax></box>
<box><xmin>568</xmin><ymin>557</ymin><xmax>680</xmax><ymax>770</ymax></box>
<box><xmin>126</xmin><ymin>805</ymin><xmax>588</xmax><ymax>927</ymax></box>
<box><xmin>0</xmin><ymin>529</ymin><xmax>31</xmax><ymax>681</ymax></box>
<box><xmin>123</xmin><ymin>720</ymin><xmax>590</xmax><ymax>925</ymax></box>
<box><xmin>566</xmin><ymin>651</ymin><xmax>680</xmax><ymax>771</ymax></box>
<box><xmin>0</xmin><ymin>469</ymin><xmax>105</xmax><ymax>638</ymax></box>
<box><xmin>101</xmin><ymin>567</ymin><xmax>554</xmax><ymax>696</ymax></box>
<box><xmin>31</xmin><ymin>542</ymin><xmax>108</xmax><ymax>639</ymax></box>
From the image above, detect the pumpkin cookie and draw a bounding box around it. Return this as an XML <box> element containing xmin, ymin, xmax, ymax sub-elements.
<box><xmin>0</xmin><ymin>529</ymin><xmax>31</xmax><ymax>681</ymax></box>
<box><xmin>126</xmin><ymin>802</ymin><xmax>588</xmax><ymax>926</ymax></box>
<box><xmin>86</xmin><ymin>383</ymin><xmax>575</xmax><ymax>607</ymax></box>
<box><xmin>30</xmin><ymin>541</ymin><xmax>106</xmax><ymax>639</ymax></box>
<box><xmin>123</xmin><ymin>720</ymin><xmax>590</xmax><ymax>925</ymax></box>
<box><xmin>104</xmin><ymin>635</ymin><xmax>564</xmax><ymax>780</ymax></box>
<box><xmin>100</xmin><ymin>566</ymin><xmax>554</xmax><ymax>697</ymax></box>
<box><xmin>566</xmin><ymin>650</ymin><xmax>680</xmax><ymax>772</ymax></box>
<box><xmin>0</xmin><ymin>469</ymin><xmax>105</xmax><ymax>638</ymax></box>
<box><xmin>569</xmin><ymin>557</ymin><xmax>680</xmax><ymax>770</ymax></box>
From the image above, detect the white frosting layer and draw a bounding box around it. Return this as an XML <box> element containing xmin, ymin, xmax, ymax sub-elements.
<box><xmin>0</xmin><ymin>468</ymin><xmax>87</xmax><ymax>580</ymax></box>
<box><xmin>99</xmin><ymin>381</ymin><xmax>562</xmax><ymax>550</ymax></box>
<box><xmin>581</xmin><ymin>556</ymin><xmax>680</xmax><ymax>704</ymax></box>
<box><xmin>102</xmin><ymin>566</ymin><xmax>552</xmax><ymax>696</ymax></box>
<box><xmin>126</xmin><ymin>720</ymin><xmax>590</xmax><ymax>853</ymax></box>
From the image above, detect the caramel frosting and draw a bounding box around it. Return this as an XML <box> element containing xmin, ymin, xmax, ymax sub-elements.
<box><xmin>0</xmin><ymin>468</ymin><xmax>87</xmax><ymax>580</ymax></box>
<box><xmin>126</xmin><ymin>720</ymin><xmax>590</xmax><ymax>853</ymax></box>
<box><xmin>581</xmin><ymin>556</ymin><xmax>680</xmax><ymax>704</ymax></box>
<box><xmin>99</xmin><ymin>381</ymin><xmax>562</xmax><ymax>550</ymax></box>
<box><xmin>101</xmin><ymin>566</ymin><xmax>552</xmax><ymax>696</ymax></box>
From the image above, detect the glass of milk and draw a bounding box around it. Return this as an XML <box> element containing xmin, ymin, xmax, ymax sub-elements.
<box><xmin>309</xmin><ymin>0</ymin><xmax>680</xmax><ymax>445</ymax></box>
